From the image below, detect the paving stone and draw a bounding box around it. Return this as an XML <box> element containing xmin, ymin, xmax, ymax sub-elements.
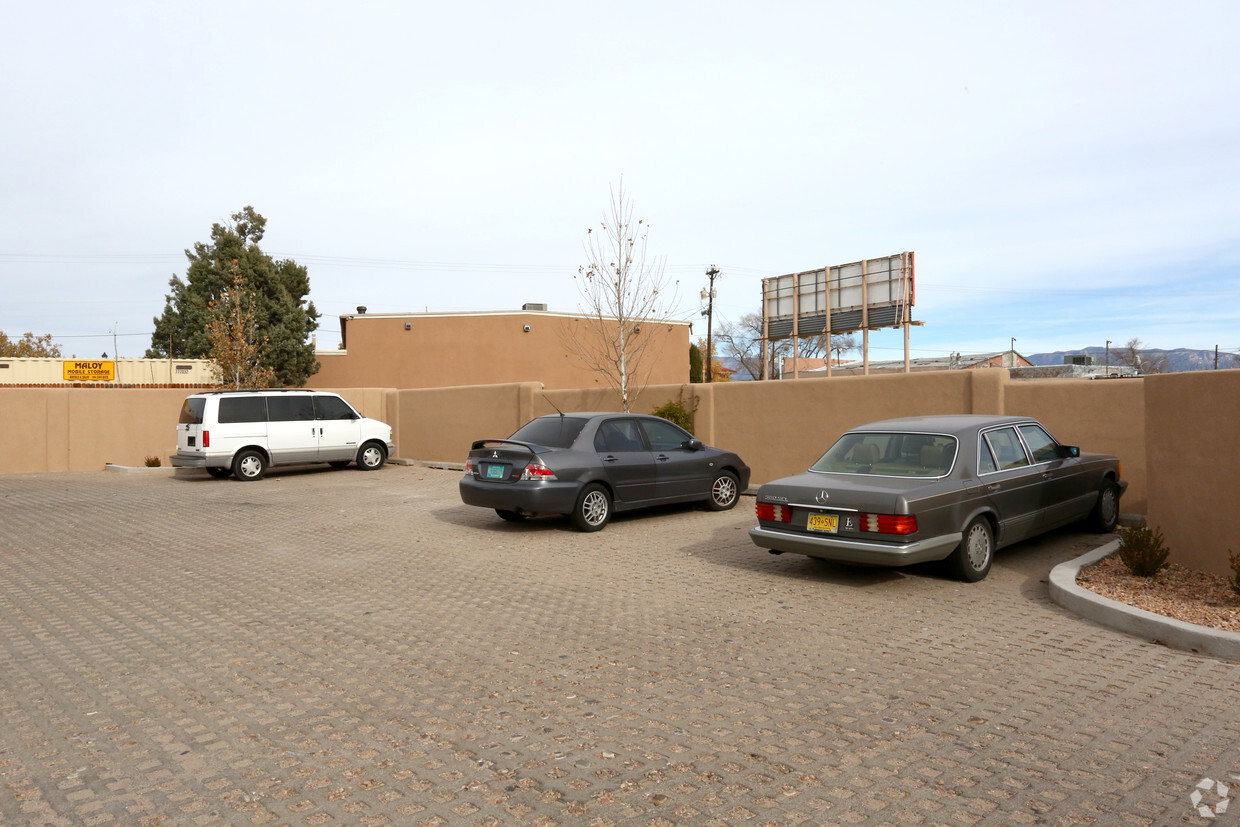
<box><xmin>0</xmin><ymin>466</ymin><xmax>1237</xmax><ymax>825</ymax></box>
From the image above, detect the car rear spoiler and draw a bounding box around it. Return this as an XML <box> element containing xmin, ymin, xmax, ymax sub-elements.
<box><xmin>469</xmin><ymin>439</ymin><xmax>542</xmax><ymax>452</ymax></box>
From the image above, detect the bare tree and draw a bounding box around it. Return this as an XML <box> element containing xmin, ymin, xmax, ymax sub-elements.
<box><xmin>1109</xmin><ymin>337</ymin><xmax>1170</xmax><ymax>374</ymax></box>
<box><xmin>715</xmin><ymin>313</ymin><xmax>857</xmax><ymax>379</ymax></box>
<box><xmin>569</xmin><ymin>182</ymin><xmax>676</xmax><ymax>411</ymax></box>
<box><xmin>715</xmin><ymin>314</ymin><xmax>784</xmax><ymax>380</ymax></box>
<box><xmin>206</xmin><ymin>270</ymin><xmax>276</xmax><ymax>390</ymax></box>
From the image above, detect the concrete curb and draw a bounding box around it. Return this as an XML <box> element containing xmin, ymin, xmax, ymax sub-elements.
<box><xmin>1049</xmin><ymin>540</ymin><xmax>1240</xmax><ymax>661</ymax></box>
<box><xmin>104</xmin><ymin>463</ymin><xmax>177</xmax><ymax>474</ymax></box>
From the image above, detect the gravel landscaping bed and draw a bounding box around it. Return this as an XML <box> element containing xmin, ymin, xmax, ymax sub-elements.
<box><xmin>1077</xmin><ymin>555</ymin><xmax>1240</xmax><ymax>633</ymax></box>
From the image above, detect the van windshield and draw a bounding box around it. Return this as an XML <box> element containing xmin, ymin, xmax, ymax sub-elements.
<box><xmin>178</xmin><ymin>398</ymin><xmax>205</xmax><ymax>425</ymax></box>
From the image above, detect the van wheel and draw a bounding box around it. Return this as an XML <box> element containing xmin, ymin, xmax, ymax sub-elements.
<box><xmin>233</xmin><ymin>450</ymin><xmax>267</xmax><ymax>481</ymax></box>
<box><xmin>357</xmin><ymin>442</ymin><xmax>386</xmax><ymax>470</ymax></box>
<box><xmin>206</xmin><ymin>467</ymin><xmax>232</xmax><ymax>479</ymax></box>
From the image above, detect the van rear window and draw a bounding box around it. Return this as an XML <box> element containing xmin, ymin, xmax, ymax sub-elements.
<box><xmin>178</xmin><ymin>398</ymin><xmax>206</xmax><ymax>425</ymax></box>
<box><xmin>219</xmin><ymin>397</ymin><xmax>269</xmax><ymax>424</ymax></box>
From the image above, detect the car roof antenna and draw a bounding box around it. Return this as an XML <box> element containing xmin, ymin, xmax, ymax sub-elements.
<box><xmin>541</xmin><ymin>387</ymin><xmax>565</xmax><ymax>418</ymax></box>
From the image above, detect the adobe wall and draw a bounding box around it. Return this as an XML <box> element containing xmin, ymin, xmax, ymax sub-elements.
<box><xmin>1144</xmin><ymin>370</ymin><xmax>1240</xmax><ymax>575</ymax></box>
<box><xmin>3</xmin><ymin>370</ymin><xmax>1234</xmax><ymax>574</ymax></box>
<box><xmin>0</xmin><ymin>388</ymin><xmax>391</xmax><ymax>473</ymax></box>
<box><xmin>1003</xmin><ymin>377</ymin><xmax>1147</xmax><ymax>514</ymax></box>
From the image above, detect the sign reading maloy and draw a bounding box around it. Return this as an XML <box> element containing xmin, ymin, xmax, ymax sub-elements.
<box><xmin>63</xmin><ymin>361</ymin><xmax>115</xmax><ymax>382</ymax></box>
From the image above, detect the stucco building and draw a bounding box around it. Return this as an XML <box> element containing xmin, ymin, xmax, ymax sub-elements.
<box><xmin>310</xmin><ymin>307</ymin><xmax>691</xmax><ymax>390</ymax></box>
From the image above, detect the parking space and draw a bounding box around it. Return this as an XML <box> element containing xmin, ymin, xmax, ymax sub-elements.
<box><xmin>1</xmin><ymin>465</ymin><xmax>1237</xmax><ymax>825</ymax></box>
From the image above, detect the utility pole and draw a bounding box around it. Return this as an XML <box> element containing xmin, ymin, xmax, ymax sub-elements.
<box><xmin>1215</xmin><ymin>345</ymin><xmax>1219</xmax><ymax>370</ymax></box>
<box><xmin>702</xmin><ymin>266</ymin><xmax>720</xmax><ymax>382</ymax></box>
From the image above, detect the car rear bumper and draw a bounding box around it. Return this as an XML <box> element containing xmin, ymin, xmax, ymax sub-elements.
<box><xmin>748</xmin><ymin>525</ymin><xmax>963</xmax><ymax>567</ymax></box>
<box><xmin>458</xmin><ymin>477</ymin><xmax>582</xmax><ymax>515</ymax></box>
<box><xmin>170</xmin><ymin>453</ymin><xmax>230</xmax><ymax>470</ymax></box>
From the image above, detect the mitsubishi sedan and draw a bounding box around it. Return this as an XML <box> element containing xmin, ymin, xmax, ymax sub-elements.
<box><xmin>460</xmin><ymin>413</ymin><xmax>751</xmax><ymax>531</ymax></box>
<box><xmin>749</xmin><ymin>415</ymin><xmax>1125</xmax><ymax>581</ymax></box>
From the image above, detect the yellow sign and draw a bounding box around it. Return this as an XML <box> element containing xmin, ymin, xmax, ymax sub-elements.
<box><xmin>63</xmin><ymin>360</ymin><xmax>115</xmax><ymax>382</ymax></box>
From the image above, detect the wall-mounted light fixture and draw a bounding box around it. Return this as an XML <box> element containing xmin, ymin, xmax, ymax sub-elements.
<box><xmin>405</xmin><ymin>322</ymin><xmax>412</xmax><ymax>330</ymax></box>
<box><xmin>523</xmin><ymin>324</ymin><xmax>531</xmax><ymax>333</ymax></box>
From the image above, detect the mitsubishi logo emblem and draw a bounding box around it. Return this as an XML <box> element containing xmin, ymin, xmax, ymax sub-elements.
<box><xmin>491</xmin><ymin>451</ymin><xmax>499</xmax><ymax>458</ymax></box>
<box><xmin>815</xmin><ymin>491</ymin><xmax>830</xmax><ymax>505</ymax></box>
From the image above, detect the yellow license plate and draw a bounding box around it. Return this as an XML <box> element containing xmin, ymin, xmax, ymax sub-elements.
<box><xmin>807</xmin><ymin>513</ymin><xmax>838</xmax><ymax>533</ymax></box>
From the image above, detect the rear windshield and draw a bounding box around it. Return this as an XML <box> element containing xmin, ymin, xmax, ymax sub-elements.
<box><xmin>510</xmin><ymin>416</ymin><xmax>589</xmax><ymax>449</ymax></box>
<box><xmin>810</xmin><ymin>432</ymin><xmax>957</xmax><ymax>477</ymax></box>
<box><xmin>178</xmin><ymin>397</ymin><xmax>205</xmax><ymax>425</ymax></box>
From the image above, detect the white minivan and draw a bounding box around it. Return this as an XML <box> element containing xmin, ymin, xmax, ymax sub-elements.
<box><xmin>171</xmin><ymin>390</ymin><xmax>396</xmax><ymax>481</ymax></box>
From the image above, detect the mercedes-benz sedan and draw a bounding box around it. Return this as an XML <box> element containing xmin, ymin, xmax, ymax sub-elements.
<box><xmin>749</xmin><ymin>415</ymin><xmax>1125</xmax><ymax>581</ymax></box>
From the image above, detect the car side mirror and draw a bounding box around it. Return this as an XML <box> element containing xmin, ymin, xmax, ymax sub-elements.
<box><xmin>684</xmin><ymin>438</ymin><xmax>705</xmax><ymax>451</ymax></box>
<box><xmin>1062</xmin><ymin>445</ymin><xmax>1080</xmax><ymax>458</ymax></box>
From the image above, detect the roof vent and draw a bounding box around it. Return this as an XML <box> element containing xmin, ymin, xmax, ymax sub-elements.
<box><xmin>356</xmin><ymin>306</ymin><xmax>367</xmax><ymax>314</ymax></box>
<box><xmin>522</xmin><ymin>303</ymin><xmax>548</xmax><ymax>311</ymax></box>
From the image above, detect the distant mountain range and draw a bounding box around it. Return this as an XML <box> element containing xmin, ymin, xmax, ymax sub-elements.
<box><xmin>1027</xmin><ymin>346</ymin><xmax>1239</xmax><ymax>373</ymax></box>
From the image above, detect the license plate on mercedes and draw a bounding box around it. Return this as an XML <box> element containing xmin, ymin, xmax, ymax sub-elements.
<box><xmin>807</xmin><ymin>513</ymin><xmax>838</xmax><ymax>533</ymax></box>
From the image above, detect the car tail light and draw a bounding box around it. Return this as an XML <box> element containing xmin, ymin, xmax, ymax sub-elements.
<box><xmin>202</xmin><ymin>430</ymin><xmax>209</xmax><ymax>448</ymax></box>
<box><xmin>857</xmin><ymin>513</ymin><xmax>918</xmax><ymax>535</ymax></box>
<box><xmin>756</xmin><ymin>502</ymin><xmax>792</xmax><ymax>523</ymax></box>
<box><xmin>520</xmin><ymin>462</ymin><xmax>556</xmax><ymax>481</ymax></box>
<box><xmin>465</xmin><ymin>458</ymin><xmax>474</xmax><ymax>473</ymax></box>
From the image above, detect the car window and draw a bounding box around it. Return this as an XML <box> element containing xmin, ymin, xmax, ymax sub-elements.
<box><xmin>809</xmin><ymin>432</ymin><xmax>956</xmax><ymax>477</ymax></box>
<box><xmin>983</xmin><ymin>427</ymin><xmax>1030</xmax><ymax>470</ymax></box>
<box><xmin>639</xmin><ymin>419</ymin><xmax>692</xmax><ymax>451</ymax></box>
<box><xmin>1018</xmin><ymin>424</ymin><xmax>1060</xmax><ymax>463</ymax></box>
<box><xmin>178</xmin><ymin>397</ymin><xmax>205</xmax><ymax>425</ymax></box>
<box><xmin>510</xmin><ymin>416</ymin><xmax>589</xmax><ymax>449</ymax></box>
<box><xmin>978</xmin><ymin>439</ymin><xmax>998</xmax><ymax>474</ymax></box>
<box><xmin>267</xmin><ymin>396</ymin><xmax>315</xmax><ymax>422</ymax></box>
<box><xmin>594</xmin><ymin>419</ymin><xmax>647</xmax><ymax>452</ymax></box>
<box><xmin>218</xmin><ymin>396</ymin><xmax>268</xmax><ymax>424</ymax></box>
<box><xmin>314</xmin><ymin>395</ymin><xmax>356</xmax><ymax>420</ymax></box>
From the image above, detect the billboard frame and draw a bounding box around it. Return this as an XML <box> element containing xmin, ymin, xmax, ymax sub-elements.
<box><xmin>760</xmin><ymin>252</ymin><xmax>917</xmax><ymax>378</ymax></box>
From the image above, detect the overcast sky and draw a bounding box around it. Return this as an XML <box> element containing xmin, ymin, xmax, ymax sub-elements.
<box><xmin>2</xmin><ymin>1</ymin><xmax>1237</xmax><ymax>362</ymax></box>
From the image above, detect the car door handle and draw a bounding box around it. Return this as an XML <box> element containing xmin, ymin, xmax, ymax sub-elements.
<box><xmin>986</xmin><ymin>484</ymin><xmax>1001</xmax><ymax>492</ymax></box>
<box><xmin>602</xmin><ymin>455</ymin><xmax>619</xmax><ymax>463</ymax></box>
<box><xmin>655</xmin><ymin>454</ymin><xmax>670</xmax><ymax>462</ymax></box>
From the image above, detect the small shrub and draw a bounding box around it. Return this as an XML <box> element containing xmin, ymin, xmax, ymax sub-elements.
<box><xmin>144</xmin><ymin>455</ymin><xmax>162</xmax><ymax>467</ymax></box>
<box><xmin>1229</xmin><ymin>550</ymin><xmax>1240</xmax><ymax>598</ymax></box>
<box><xmin>1116</xmin><ymin>521</ymin><xmax>1170</xmax><ymax>577</ymax></box>
<box><xmin>652</xmin><ymin>388</ymin><xmax>700</xmax><ymax>434</ymax></box>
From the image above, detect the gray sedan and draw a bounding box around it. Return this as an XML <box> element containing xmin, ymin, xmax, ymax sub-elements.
<box><xmin>749</xmin><ymin>415</ymin><xmax>1125</xmax><ymax>581</ymax></box>
<box><xmin>460</xmin><ymin>413</ymin><xmax>751</xmax><ymax>531</ymax></box>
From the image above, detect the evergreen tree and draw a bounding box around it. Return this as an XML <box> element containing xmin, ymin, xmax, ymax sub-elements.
<box><xmin>147</xmin><ymin>206</ymin><xmax>319</xmax><ymax>386</ymax></box>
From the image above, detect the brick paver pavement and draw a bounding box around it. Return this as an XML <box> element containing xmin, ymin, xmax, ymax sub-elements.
<box><xmin>0</xmin><ymin>466</ymin><xmax>1237</xmax><ymax>826</ymax></box>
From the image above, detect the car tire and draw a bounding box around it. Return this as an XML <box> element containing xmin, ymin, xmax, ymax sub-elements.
<box><xmin>706</xmin><ymin>471</ymin><xmax>740</xmax><ymax>511</ymax></box>
<box><xmin>357</xmin><ymin>442</ymin><xmax>386</xmax><ymax>471</ymax></box>
<box><xmin>571</xmin><ymin>483</ymin><xmax>611</xmax><ymax>532</ymax></box>
<box><xmin>495</xmin><ymin>509</ymin><xmax>527</xmax><ymax>522</ymax></box>
<box><xmin>947</xmin><ymin>516</ymin><xmax>993</xmax><ymax>582</ymax></box>
<box><xmin>329</xmin><ymin>460</ymin><xmax>351</xmax><ymax>469</ymax></box>
<box><xmin>1089</xmin><ymin>480</ymin><xmax>1121</xmax><ymax>533</ymax></box>
<box><xmin>232</xmin><ymin>449</ymin><xmax>267</xmax><ymax>482</ymax></box>
<box><xmin>206</xmin><ymin>467</ymin><xmax>232</xmax><ymax>479</ymax></box>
